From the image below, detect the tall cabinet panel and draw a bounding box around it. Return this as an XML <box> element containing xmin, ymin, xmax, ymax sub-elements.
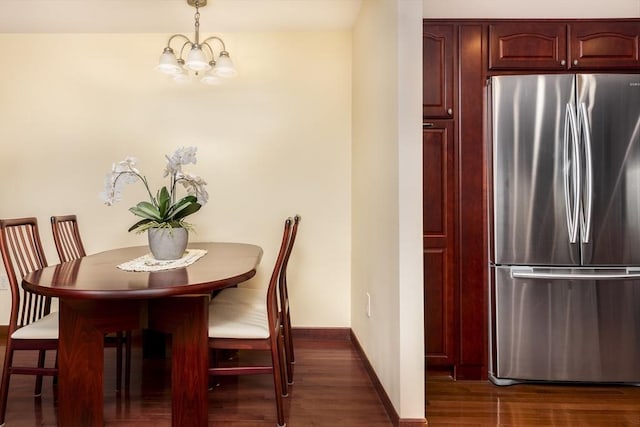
<box><xmin>423</xmin><ymin>121</ymin><xmax>455</xmax><ymax>368</ymax></box>
<box><xmin>423</xmin><ymin>21</ymin><xmax>457</xmax><ymax>373</ymax></box>
<box><xmin>455</xmin><ymin>24</ymin><xmax>487</xmax><ymax>380</ymax></box>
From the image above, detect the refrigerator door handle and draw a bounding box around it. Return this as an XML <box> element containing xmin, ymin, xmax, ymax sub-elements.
<box><xmin>563</xmin><ymin>103</ymin><xmax>580</xmax><ymax>244</ymax></box>
<box><xmin>510</xmin><ymin>267</ymin><xmax>640</xmax><ymax>280</ymax></box>
<box><xmin>578</xmin><ymin>102</ymin><xmax>594</xmax><ymax>244</ymax></box>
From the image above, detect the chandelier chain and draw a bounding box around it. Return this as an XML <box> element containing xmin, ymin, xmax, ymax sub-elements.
<box><xmin>194</xmin><ymin>2</ymin><xmax>201</xmax><ymax>43</ymax></box>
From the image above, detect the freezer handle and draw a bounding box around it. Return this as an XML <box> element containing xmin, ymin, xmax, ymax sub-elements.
<box><xmin>510</xmin><ymin>267</ymin><xmax>640</xmax><ymax>280</ymax></box>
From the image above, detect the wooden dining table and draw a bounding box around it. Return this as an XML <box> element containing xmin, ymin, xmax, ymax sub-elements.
<box><xmin>22</xmin><ymin>242</ymin><xmax>263</xmax><ymax>427</ymax></box>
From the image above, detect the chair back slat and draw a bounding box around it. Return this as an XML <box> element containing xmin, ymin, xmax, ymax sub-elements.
<box><xmin>278</xmin><ymin>214</ymin><xmax>300</xmax><ymax>313</ymax></box>
<box><xmin>266</xmin><ymin>218</ymin><xmax>293</xmax><ymax>334</ymax></box>
<box><xmin>278</xmin><ymin>215</ymin><xmax>300</xmax><ymax>385</ymax></box>
<box><xmin>0</xmin><ymin>218</ymin><xmax>51</xmax><ymax>335</ymax></box>
<box><xmin>7</xmin><ymin>225</ymin><xmax>40</xmax><ymax>278</ymax></box>
<box><xmin>51</xmin><ymin>215</ymin><xmax>86</xmax><ymax>263</ymax></box>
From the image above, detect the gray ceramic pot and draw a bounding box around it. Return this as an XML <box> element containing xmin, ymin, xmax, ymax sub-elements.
<box><xmin>147</xmin><ymin>227</ymin><xmax>188</xmax><ymax>260</ymax></box>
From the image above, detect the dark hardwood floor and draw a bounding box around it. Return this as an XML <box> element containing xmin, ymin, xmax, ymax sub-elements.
<box><xmin>427</xmin><ymin>372</ymin><xmax>640</xmax><ymax>426</ymax></box>
<box><xmin>8</xmin><ymin>333</ymin><xmax>640</xmax><ymax>426</ymax></box>
<box><xmin>0</xmin><ymin>335</ymin><xmax>392</xmax><ymax>426</ymax></box>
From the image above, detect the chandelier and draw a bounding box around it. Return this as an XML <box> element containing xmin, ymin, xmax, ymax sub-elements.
<box><xmin>156</xmin><ymin>0</ymin><xmax>237</xmax><ymax>84</ymax></box>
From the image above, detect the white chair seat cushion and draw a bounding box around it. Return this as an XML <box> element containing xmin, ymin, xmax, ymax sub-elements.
<box><xmin>213</xmin><ymin>287</ymin><xmax>265</xmax><ymax>307</ymax></box>
<box><xmin>208</xmin><ymin>298</ymin><xmax>269</xmax><ymax>339</ymax></box>
<box><xmin>11</xmin><ymin>311</ymin><xmax>58</xmax><ymax>340</ymax></box>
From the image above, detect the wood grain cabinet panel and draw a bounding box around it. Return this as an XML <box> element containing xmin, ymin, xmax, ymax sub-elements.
<box><xmin>489</xmin><ymin>22</ymin><xmax>567</xmax><ymax>70</ymax></box>
<box><xmin>489</xmin><ymin>21</ymin><xmax>640</xmax><ymax>71</ymax></box>
<box><xmin>423</xmin><ymin>24</ymin><xmax>454</xmax><ymax>118</ymax></box>
<box><xmin>569</xmin><ymin>22</ymin><xmax>640</xmax><ymax>69</ymax></box>
<box><xmin>423</xmin><ymin>120</ymin><xmax>456</xmax><ymax>367</ymax></box>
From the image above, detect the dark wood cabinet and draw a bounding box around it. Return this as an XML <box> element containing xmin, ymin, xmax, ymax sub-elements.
<box><xmin>422</xmin><ymin>21</ymin><xmax>458</xmax><ymax>372</ymax></box>
<box><xmin>423</xmin><ymin>120</ymin><xmax>456</xmax><ymax>368</ymax></box>
<box><xmin>569</xmin><ymin>21</ymin><xmax>640</xmax><ymax>70</ymax></box>
<box><xmin>489</xmin><ymin>20</ymin><xmax>640</xmax><ymax>71</ymax></box>
<box><xmin>489</xmin><ymin>22</ymin><xmax>567</xmax><ymax>70</ymax></box>
<box><xmin>423</xmin><ymin>24</ymin><xmax>455</xmax><ymax>118</ymax></box>
<box><xmin>423</xmin><ymin>22</ymin><xmax>487</xmax><ymax>379</ymax></box>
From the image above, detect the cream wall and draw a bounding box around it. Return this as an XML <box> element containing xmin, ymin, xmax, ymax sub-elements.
<box><xmin>352</xmin><ymin>0</ymin><xmax>400</xmax><ymax>416</ymax></box>
<box><xmin>0</xmin><ymin>31</ymin><xmax>352</xmax><ymax>328</ymax></box>
<box><xmin>352</xmin><ymin>0</ymin><xmax>424</xmax><ymax>420</ymax></box>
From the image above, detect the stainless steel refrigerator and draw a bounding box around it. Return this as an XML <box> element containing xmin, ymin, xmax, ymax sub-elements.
<box><xmin>489</xmin><ymin>74</ymin><xmax>640</xmax><ymax>385</ymax></box>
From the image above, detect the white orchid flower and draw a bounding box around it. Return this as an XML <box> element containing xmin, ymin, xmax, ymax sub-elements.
<box><xmin>177</xmin><ymin>172</ymin><xmax>209</xmax><ymax>205</ymax></box>
<box><xmin>101</xmin><ymin>147</ymin><xmax>208</xmax><ymax>233</ymax></box>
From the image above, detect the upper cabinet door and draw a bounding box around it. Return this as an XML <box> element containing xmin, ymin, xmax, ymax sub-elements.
<box><xmin>569</xmin><ymin>22</ymin><xmax>640</xmax><ymax>70</ymax></box>
<box><xmin>423</xmin><ymin>24</ymin><xmax>454</xmax><ymax>118</ymax></box>
<box><xmin>489</xmin><ymin>22</ymin><xmax>568</xmax><ymax>70</ymax></box>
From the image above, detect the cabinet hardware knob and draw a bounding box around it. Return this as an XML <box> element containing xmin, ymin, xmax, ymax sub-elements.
<box><xmin>447</xmin><ymin>108</ymin><xmax>453</xmax><ymax>115</ymax></box>
<box><xmin>573</xmin><ymin>59</ymin><xmax>578</xmax><ymax>65</ymax></box>
<box><xmin>560</xmin><ymin>59</ymin><xmax>566</xmax><ymax>66</ymax></box>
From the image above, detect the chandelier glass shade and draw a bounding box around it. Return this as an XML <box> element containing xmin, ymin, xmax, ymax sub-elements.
<box><xmin>156</xmin><ymin>0</ymin><xmax>237</xmax><ymax>84</ymax></box>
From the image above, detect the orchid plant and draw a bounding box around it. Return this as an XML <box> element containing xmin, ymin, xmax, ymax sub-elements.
<box><xmin>100</xmin><ymin>146</ymin><xmax>209</xmax><ymax>233</ymax></box>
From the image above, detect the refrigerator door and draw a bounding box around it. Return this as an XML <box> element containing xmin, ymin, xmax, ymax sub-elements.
<box><xmin>491</xmin><ymin>266</ymin><xmax>640</xmax><ymax>383</ymax></box>
<box><xmin>491</xmin><ymin>75</ymin><xmax>579</xmax><ymax>265</ymax></box>
<box><xmin>577</xmin><ymin>74</ymin><xmax>640</xmax><ymax>265</ymax></box>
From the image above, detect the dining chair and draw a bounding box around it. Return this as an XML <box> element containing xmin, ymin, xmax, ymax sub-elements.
<box><xmin>211</xmin><ymin>214</ymin><xmax>301</xmax><ymax>386</ymax></box>
<box><xmin>50</xmin><ymin>214</ymin><xmax>132</xmax><ymax>391</ymax></box>
<box><xmin>208</xmin><ymin>217</ymin><xmax>292</xmax><ymax>427</ymax></box>
<box><xmin>0</xmin><ymin>217</ymin><xmax>58</xmax><ymax>427</ymax></box>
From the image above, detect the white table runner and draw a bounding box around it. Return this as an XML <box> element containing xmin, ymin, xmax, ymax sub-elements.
<box><xmin>117</xmin><ymin>249</ymin><xmax>208</xmax><ymax>272</ymax></box>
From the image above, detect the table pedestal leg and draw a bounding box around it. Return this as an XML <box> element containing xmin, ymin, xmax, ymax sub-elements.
<box><xmin>149</xmin><ymin>295</ymin><xmax>209</xmax><ymax>427</ymax></box>
<box><xmin>58</xmin><ymin>300</ymin><xmax>104</xmax><ymax>426</ymax></box>
<box><xmin>58</xmin><ymin>299</ymin><xmax>142</xmax><ymax>426</ymax></box>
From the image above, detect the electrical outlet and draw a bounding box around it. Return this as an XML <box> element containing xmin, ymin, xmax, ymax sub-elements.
<box><xmin>0</xmin><ymin>274</ymin><xmax>8</xmax><ymax>290</ymax></box>
<box><xmin>366</xmin><ymin>292</ymin><xmax>371</xmax><ymax>318</ymax></box>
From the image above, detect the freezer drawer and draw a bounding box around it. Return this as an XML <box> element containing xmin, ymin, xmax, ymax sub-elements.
<box><xmin>491</xmin><ymin>266</ymin><xmax>640</xmax><ymax>383</ymax></box>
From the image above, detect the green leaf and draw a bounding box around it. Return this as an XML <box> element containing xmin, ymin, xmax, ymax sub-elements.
<box><xmin>128</xmin><ymin>218</ymin><xmax>153</xmax><ymax>232</ymax></box>
<box><xmin>172</xmin><ymin>201</ymin><xmax>202</xmax><ymax>221</ymax></box>
<box><xmin>156</xmin><ymin>186</ymin><xmax>171</xmax><ymax>218</ymax></box>
<box><xmin>129</xmin><ymin>201</ymin><xmax>162</xmax><ymax>221</ymax></box>
<box><xmin>166</xmin><ymin>196</ymin><xmax>199</xmax><ymax>220</ymax></box>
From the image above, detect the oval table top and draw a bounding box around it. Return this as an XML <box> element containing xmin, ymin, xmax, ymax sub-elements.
<box><xmin>22</xmin><ymin>242</ymin><xmax>263</xmax><ymax>300</ymax></box>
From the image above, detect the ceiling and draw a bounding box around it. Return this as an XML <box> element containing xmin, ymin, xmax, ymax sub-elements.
<box><xmin>0</xmin><ymin>0</ymin><xmax>363</xmax><ymax>33</ymax></box>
